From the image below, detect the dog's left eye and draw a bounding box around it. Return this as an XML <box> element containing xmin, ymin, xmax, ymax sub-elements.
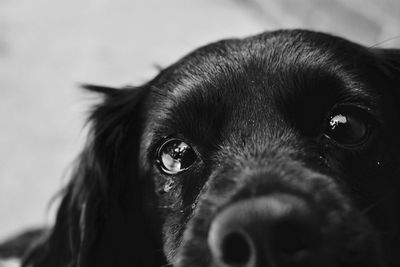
<box><xmin>323</xmin><ymin>107</ymin><xmax>372</xmax><ymax>147</ymax></box>
<box><xmin>157</xmin><ymin>139</ymin><xmax>197</xmax><ymax>174</ymax></box>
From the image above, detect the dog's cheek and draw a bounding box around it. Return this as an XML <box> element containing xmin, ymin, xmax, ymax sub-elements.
<box><xmin>139</xmin><ymin>169</ymin><xmax>186</xmax><ymax>259</ymax></box>
<box><xmin>350</xmin><ymin>128</ymin><xmax>400</xmax><ymax>199</ymax></box>
<box><xmin>161</xmin><ymin>177</ymin><xmax>213</xmax><ymax>261</ymax></box>
<box><xmin>319</xmin><ymin>131</ymin><xmax>392</xmax><ymax>200</ymax></box>
<box><xmin>149</xmin><ymin>175</ymin><xmax>190</xmax><ymax>262</ymax></box>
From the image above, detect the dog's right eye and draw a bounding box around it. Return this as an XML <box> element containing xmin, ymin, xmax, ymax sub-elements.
<box><xmin>157</xmin><ymin>139</ymin><xmax>197</xmax><ymax>175</ymax></box>
<box><xmin>323</xmin><ymin>106</ymin><xmax>374</xmax><ymax>147</ymax></box>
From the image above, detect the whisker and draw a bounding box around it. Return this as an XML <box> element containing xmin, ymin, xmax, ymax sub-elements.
<box><xmin>361</xmin><ymin>189</ymin><xmax>396</xmax><ymax>215</ymax></box>
<box><xmin>361</xmin><ymin>198</ymin><xmax>384</xmax><ymax>215</ymax></box>
<box><xmin>369</xmin><ymin>35</ymin><xmax>400</xmax><ymax>48</ymax></box>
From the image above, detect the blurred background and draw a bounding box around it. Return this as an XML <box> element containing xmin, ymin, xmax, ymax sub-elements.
<box><xmin>1</xmin><ymin>0</ymin><xmax>400</xmax><ymax>240</ymax></box>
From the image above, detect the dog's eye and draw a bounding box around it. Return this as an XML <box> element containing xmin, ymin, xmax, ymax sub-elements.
<box><xmin>157</xmin><ymin>139</ymin><xmax>197</xmax><ymax>174</ymax></box>
<box><xmin>323</xmin><ymin>107</ymin><xmax>371</xmax><ymax>146</ymax></box>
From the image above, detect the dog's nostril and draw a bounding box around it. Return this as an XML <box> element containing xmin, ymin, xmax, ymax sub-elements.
<box><xmin>221</xmin><ymin>232</ymin><xmax>251</xmax><ymax>265</ymax></box>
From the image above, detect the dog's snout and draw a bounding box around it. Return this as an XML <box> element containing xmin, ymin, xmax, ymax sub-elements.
<box><xmin>208</xmin><ymin>194</ymin><xmax>321</xmax><ymax>267</ymax></box>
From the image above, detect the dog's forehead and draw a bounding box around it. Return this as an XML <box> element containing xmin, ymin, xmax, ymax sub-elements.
<box><xmin>150</xmin><ymin>30</ymin><xmax>374</xmax><ymax>105</ymax></box>
<box><xmin>144</xmin><ymin>30</ymin><xmax>379</xmax><ymax>146</ymax></box>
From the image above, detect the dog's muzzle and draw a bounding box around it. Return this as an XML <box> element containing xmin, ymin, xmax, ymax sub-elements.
<box><xmin>177</xmin><ymin>160</ymin><xmax>384</xmax><ymax>267</ymax></box>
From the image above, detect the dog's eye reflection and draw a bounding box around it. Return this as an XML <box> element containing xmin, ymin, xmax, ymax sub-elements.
<box><xmin>324</xmin><ymin>108</ymin><xmax>370</xmax><ymax>146</ymax></box>
<box><xmin>157</xmin><ymin>139</ymin><xmax>197</xmax><ymax>174</ymax></box>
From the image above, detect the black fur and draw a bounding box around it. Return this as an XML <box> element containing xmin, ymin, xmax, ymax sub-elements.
<box><xmin>2</xmin><ymin>29</ymin><xmax>400</xmax><ymax>267</ymax></box>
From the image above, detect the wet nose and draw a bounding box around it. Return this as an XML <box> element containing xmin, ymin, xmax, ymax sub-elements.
<box><xmin>208</xmin><ymin>194</ymin><xmax>321</xmax><ymax>267</ymax></box>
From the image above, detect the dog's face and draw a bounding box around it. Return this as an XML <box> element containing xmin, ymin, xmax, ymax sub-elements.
<box><xmin>23</xmin><ymin>30</ymin><xmax>400</xmax><ymax>267</ymax></box>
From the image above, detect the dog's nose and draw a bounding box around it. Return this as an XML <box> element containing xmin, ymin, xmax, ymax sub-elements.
<box><xmin>208</xmin><ymin>194</ymin><xmax>321</xmax><ymax>267</ymax></box>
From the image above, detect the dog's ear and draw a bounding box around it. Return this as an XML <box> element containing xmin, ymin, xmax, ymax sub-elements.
<box><xmin>22</xmin><ymin>85</ymin><xmax>163</xmax><ymax>267</ymax></box>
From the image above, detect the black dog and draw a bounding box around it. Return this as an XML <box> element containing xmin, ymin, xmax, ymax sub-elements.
<box><xmin>2</xmin><ymin>29</ymin><xmax>400</xmax><ymax>267</ymax></box>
